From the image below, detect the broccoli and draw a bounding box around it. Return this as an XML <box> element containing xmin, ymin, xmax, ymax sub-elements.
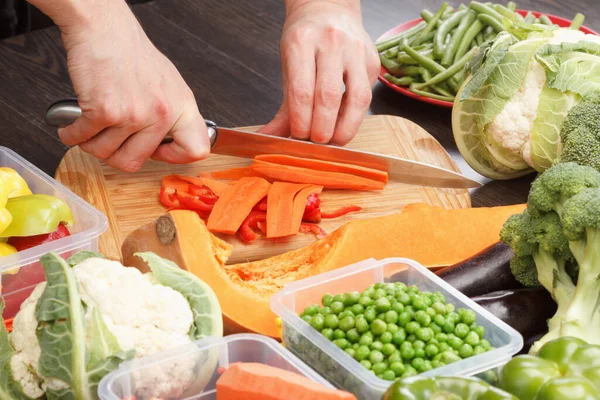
<box><xmin>501</xmin><ymin>162</ymin><xmax>600</xmax><ymax>353</ymax></box>
<box><xmin>559</xmin><ymin>96</ymin><xmax>600</xmax><ymax>171</ymax></box>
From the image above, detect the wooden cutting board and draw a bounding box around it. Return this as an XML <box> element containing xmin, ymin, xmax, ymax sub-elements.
<box><xmin>55</xmin><ymin>115</ymin><xmax>471</xmax><ymax>264</ymax></box>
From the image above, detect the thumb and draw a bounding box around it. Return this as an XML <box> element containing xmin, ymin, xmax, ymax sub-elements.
<box><xmin>257</xmin><ymin>102</ymin><xmax>291</xmax><ymax>137</ymax></box>
<box><xmin>151</xmin><ymin>105</ymin><xmax>210</xmax><ymax>164</ymax></box>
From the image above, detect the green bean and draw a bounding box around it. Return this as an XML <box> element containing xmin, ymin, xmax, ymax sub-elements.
<box><xmin>410</xmin><ymin>31</ymin><xmax>436</xmax><ymax>46</ymax></box>
<box><xmin>570</xmin><ymin>13</ymin><xmax>585</xmax><ymax>30</ymax></box>
<box><xmin>410</xmin><ymin>88</ymin><xmax>455</xmax><ymax>102</ymax></box>
<box><xmin>441</xmin><ymin>10</ymin><xmax>477</xmax><ymax>67</ymax></box>
<box><xmin>413</xmin><ymin>2</ymin><xmax>449</xmax><ymax>46</ymax></box>
<box><xmin>470</xmin><ymin>39</ymin><xmax>477</xmax><ymax>48</ymax></box>
<box><xmin>434</xmin><ymin>10</ymin><xmax>467</xmax><ymax>58</ymax></box>
<box><xmin>458</xmin><ymin>3</ymin><xmax>468</xmax><ymax>11</ymax></box>
<box><xmin>539</xmin><ymin>14</ymin><xmax>553</xmax><ymax>25</ymax></box>
<box><xmin>420</xmin><ymin>9</ymin><xmax>434</xmax><ymax>21</ymax></box>
<box><xmin>397</xmin><ymin>48</ymin><xmax>433</xmax><ymax>64</ymax></box>
<box><xmin>476</xmin><ymin>32</ymin><xmax>484</xmax><ymax>46</ymax></box>
<box><xmin>384</xmin><ymin>47</ymin><xmax>400</xmax><ymax>59</ymax></box>
<box><xmin>469</xmin><ymin>1</ymin><xmax>506</xmax><ymax>23</ymax></box>
<box><xmin>402</xmin><ymin>44</ymin><xmax>444</xmax><ymax>75</ymax></box>
<box><xmin>534</xmin><ymin>18</ymin><xmax>540</xmax><ymax>24</ymax></box>
<box><xmin>493</xmin><ymin>4</ymin><xmax>523</xmax><ymax>22</ymax></box>
<box><xmin>507</xmin><ymin>1</ymin><xmax>517</xmax><ymax>11</ymax></box>
<box><xmin>478</xmin><ymin>14</ymin><xmax>506</xmax><ymax>33</ymax></box>
<box><xmin>414</xmin><ymin>47</ymin><xmax>477</xmax><ymax>90</ymax></box>
<box><xmin>380</xmin><ymin>56</ymin><xmax>406</xmax><ymax>76</ymax></box>
<box><xmin>431</xmin><ymin>83</ymin><xmax>454</xmax><ymax>97</ymax></box>
<box><xmin>454</xmin><ymin>19</ymin><xmax>484</xmax><ymax>63</ymax></box>
<box><xmin>375</xmin><ymin>22</ymin><xmax>426</xmax><ymax>52</ymax></box>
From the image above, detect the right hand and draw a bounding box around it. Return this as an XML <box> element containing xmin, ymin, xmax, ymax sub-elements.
<box><xmin>54</xmin><ymin>0</ymin><xmax>209</xmax><ymax>172</ymax></box>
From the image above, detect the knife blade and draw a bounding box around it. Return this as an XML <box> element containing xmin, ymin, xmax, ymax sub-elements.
<box><xmin>45</xmin><ymin>98</ymin><xmax>482</xmax><ymax>189</ymax></box>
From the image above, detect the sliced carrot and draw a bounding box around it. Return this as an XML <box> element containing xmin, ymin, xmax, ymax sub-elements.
<box><xmin>201</xmin><ymin>166</ymin><xmax>256</xmax><ymax>180</ymax></box>
<box><xmin>161</xmin><ymin>175</ymin><xmax>190</xmax><ymax>193</ymax></box>
<box><xmin>255</xmin><ymin>154</ymin><xmax>388</xmax><ymax>184</ymax></box>
<box><xmin>250</xmin><ymin>162</ymin><xmax>385</xmax><ymax>191</ymax></box>
<box><xmin>175</xmin><ymin>174</ymin><xmax>206</xmax><ymax>187</ymax></box>
<box><xmin>266</xmin><ymin>183</ymin><xmax>312</xmax><ymax>238</ymax></box>
<box><xmin>207</xmin><ymin>177</ymin><xmax>271</xmax><ymax>235</ymax></box>
<box><xmin>292</xmin><ymin>186</ymin><xmax>323</xmax><ymax>233</ymax></box>
<box><xmin>200</xmin><ymin>178</ymin><xmax>232</xmax><ymax>197</ymax></box>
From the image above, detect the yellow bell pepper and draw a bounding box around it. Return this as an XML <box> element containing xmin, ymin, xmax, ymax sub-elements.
<box><xmin>0</xmin><ymin>168</ymin><xmax>32</xmax><ymax>236</ymax></box>
<box><xmin>1</xmin><ymin>194</ymin><xmax>74</xmax><ymax>238</ymax></box>
<box><xmin>0</xmin><ymin>242</ymin><xmax>16</xmax><ymax>257</ymax></box>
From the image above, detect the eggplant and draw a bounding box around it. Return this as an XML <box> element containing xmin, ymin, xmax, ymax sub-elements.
<box><xmin>471</xmin><ymin>288</ymin><xmax>557</xmax><ymax>354</ymax></box>
<box><xmin>435</xmin><ymin>241</ymin><xmax>524</xmax><ymax>297</ymax></box>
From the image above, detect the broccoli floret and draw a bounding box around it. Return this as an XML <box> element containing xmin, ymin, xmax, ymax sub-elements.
<box><xmin>559</xmin><ymin>96</ymin><xmax>600</xmax><ymax>170</ymax></box>
<box><xmin>527</xmin><ymin>162</ymin><xmax>600</xmax><ymax>216</ymax></box>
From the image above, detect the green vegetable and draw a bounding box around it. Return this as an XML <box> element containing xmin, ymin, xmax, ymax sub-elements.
<box><xmin>383</xmin><ymin>376</ymin><xmax>518</xmax><ymax>399</ymax></box>
<box><xmin>434</xmin><ymin>10</ymin><xmax>467</xmax><ymax>58</ymax></box>
<box><xmin>558</xmin><ymin>96</ymin><xmax>600</xmax><ymax>170</ymax></box>
<box><xmin>0</xmin><ymin>194</ymin><xmax>74</xmax><ymax>238</ymax></box>
<box><xmin>500</xmin><ymin>162</ymin><xmax>600</xmax><ymax>352</ymax></box>
<box><xmin>498</xmin><ymin>337</ymin><xmax>600</xmax><ymax>399</ymax></box>
<box><xmin>0</xmin><ymin>300</ymin><xmax>32</xmax><ymax>400</ymax></box>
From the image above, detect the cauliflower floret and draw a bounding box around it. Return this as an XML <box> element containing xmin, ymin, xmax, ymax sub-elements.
<box><xmin>583</xmin><ymin>34</ymin><xmax>600</xmax><ymax>45</ymax></box>
<box><xmin>9</xmin><ymin>257</ymin><xmax>199</xmax><ymax>399</ymax></box>
<box><xmin>549</xmin><ymin>28</ymin><xmax>586</xmax><ymax>44</ymax></box>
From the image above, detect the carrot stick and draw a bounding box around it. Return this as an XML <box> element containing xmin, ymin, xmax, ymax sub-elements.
<box><xmin>266</xmin><ymin>183</ymin><xmax>312</xmax><ymax>238</ymax></box>
<box><xmin>201</xmin><ymin>166</ymin><xmax>256</xmax><ymax>180</ymax></box>
<box><xmin>199</xmin><ymin>178</ymin><xmax>232</xmax><ymax>197</ymax></box>
<box><xmin>254</xmin><ymin>154</ymin><xmax>388</xmax><ymax>184</ymax></box>
<box><xmin>207</xmin><ymin>177</ymin><xmax>271</xmax><ymax>235</ymax></box>
<box><xmin>250</xmin><ymin>162</ymin><xmax>385</xmax><ymax>191</ymax></box>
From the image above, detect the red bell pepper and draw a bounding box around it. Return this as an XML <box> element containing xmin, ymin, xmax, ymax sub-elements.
<box><xmin>7</xmin><ymin>223</ymin><xmax>71</xmax><ymax>252</ymax></box>
<box><xmin>321</xmin><ymin>205</ymin><xmax>362</xmax><ymax>219</ymax></box>
<box><xmin>176</xmin><ymin>191</ymin><xmax>214</xmax><ymax>213</ymax></box>
<box><xmin>188</xmin><ymin>185</ymin><xmax>219</xmax><ymax>204</ymax></box>
<box><xmin>239</xmin><ymin>211</ymin><xmax>267</xmax><ymax>243</ymax></box>
<box><xmin>159</xmin><ymin>186</ymin><xmax>181</xmax><ymax>209</ymax></box>
<box><xmin>302</xmin><ymin>208</ymin><xmax>322</xmax><ymax>223</ymax></box>
<box><xmin>300</xmin><ymin>223</ymin><xmax>327</xmax><ymax>238</ymax></box>
<box><xmin>305</xmin><ymin>193</ymin><xmax>321</xmax><ymax>211</ymax></box>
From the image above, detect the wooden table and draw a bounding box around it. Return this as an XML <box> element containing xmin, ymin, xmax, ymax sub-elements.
<box><xmin>0</xmin><ymin>0</ymin><xmax>597</xmax><ymax>207</ymax></box>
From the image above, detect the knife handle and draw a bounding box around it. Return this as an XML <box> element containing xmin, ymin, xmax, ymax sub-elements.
<box><xmin>44</xmin><ymin>98</ymin><xmax>218</xmax><ymax>147</ymax></box>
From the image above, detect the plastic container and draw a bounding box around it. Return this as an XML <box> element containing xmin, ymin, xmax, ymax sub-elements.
<box><xmin>0</xmin><ymin>146</ymin><xmax>107</xmax><ymax>319</ymax></box>
<box><xmin>271</xmin><ymin>258</ymin><xmax>523</xmax><ymax>400</ymax></box>
<box><xmin>98</xmin><ymin>333</ymin><xmax>335</xmax><ymax>400</ymax></box>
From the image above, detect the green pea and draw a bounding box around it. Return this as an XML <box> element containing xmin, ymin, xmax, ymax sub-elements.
<box><xmin>374</xmin><ymin>282</ymin><xmax>385</xmax><ymax>289</ymax></box>
<box><xmin>440</xmin><ymin>350</ymin><xmax>461</xmax><ymax>364</ymax></box>
<box><xmin>371</xmin><ymin>319</ymin><xmax>387</xmax><ymax>336</ymax></box>
<box><xmin>388</xmin><ymin>352</ymin><xmax>403</xmax><ymax>364</ymax></box>
<box><xmin>371</xmin><ymin>341</ymin><xmax>384</xmax><ymax>351</ymax></box>
<box><xmin>393</xmin><ymin>330</ymin><xmax>407</xmax><ymax>346</ymax></box>
<box><xmin>372</xmin><ymin>362</ymin><xmax>388</xmax><ymax>375</ymax></box>
<box><xmin>424</xmin><ymin>296</ymin><xmax>433</xmax><ymax>307</ymax></box>
<box><xmin>355</xmin><ymin>344</ymin><xmax>370</xmax><ymax>361</ymax></box>
<box><xmin>458</xmin><ymin>343</ymin><xmax>473</xmax><ymax>358</ymax></box>
<box><xmin>381</xmin><ymin>370</ymin><xmax>396</xmax><ymax>381</ymax></box>
<box><xmin>431</xmin><ymin>324</ymin><xmax>442</xmax><ymax>334</ymax></box>
<box><xmin>397</xmin><ymin>291</ymin><xmax>411</xmax><ymax>305</ymax></box>
<box><xmin>454</xmin><ymin>323</ymin><xmax>470</xmax><ymax>339</ymax></box>
<box><xmin>375</xmin><ymin>297</ymin><xmax>391</xmax><ymax>313</ymax></box>
<box><xmin>432</xmin><ymin>360</ymin><xmax>445</xmax><ymax>369</ymax></box>
<box><xmin>351</xmin><ymin>304</ymin><xmax>365</xmax><ymax>315</ymax></box>
<box><xmin>398</xmin><ymin>312</ymin><xmax>412</xmax><ymax>327</ymax></box>
<box><xmin>384</xmin><ymin>310</ymin><xmax>399</xmax><ymax>325</ymax></box>
<box><xmin>413</xmin><ymin>340</ymin><xmax>425</xmax><ymax>349</ymax></box>
<box><xmin>426</xmin><ymin>308</ymin><xmax>437</xmax><ymax>319</ymax></box>
<box><xmin>411</xmin><ymin>357</ymin><xmax>426</xmax><ymax>372</ymax></box>
<box><xmin>394</xmin><ymin>282</ymin><xmax>407</xmax><ymax>290</ymax></box>
<box><xmin>481</xmin><ymin>339</ymin><xmax>492</xmax><ymax>350</ymax></box>
<box><xmin>405</xmin><ymin>306</ymin><xmax>415</xmax><ymax>316</ymax></box>
<box><xmin>426</xmin><ymin>344</ymin><xmax>439</xmax><ymax>358</ymax></box>
<box><xmin>301</xmin><ymin>315</ymin><xmax>312</xmax><ymax>323</ymax></box>
<box><xmin>370</xmin><ymin>350</ymin><xmax>384</xmax><ymax>364</ymax></box>
<box><xmin>382</xmin><ymin>343</ymin><xmax>396</xmax><ymax>356</ymax></box>
<box><xmin>416</xmin><ymin>327</ymin><xmax>433</xmax><ymax>342</ymax></box>
<box><xmin>345</xmin><ymin>348</ymin><xmax>356</xmax><ymax>358</ymax></box>
<box><xmin>380</xmin><ymin>332</ymin><xmax>393</xmax><ymax>344</ymax></box>
<box><xmin>346</xmin><ymin>328</ymin><xmax>360</xmax><ymax>343</ymax></box>
<box><xmin>473</xmin><ymin>324</ymin><xmax>486</xmax><ymax>339</ymax></box>
<box><xmin>377</xmin><ymin>313</ymin><xmax>386</xmax><ymax>321</ymax></box>
<box><xmin>321</xmin><ymin>328</ymin><xmax>334</xmax><ymax>340</ymax></box>
<box><xmin>447</xmin><ymin>312</ymin><xmax>461</xmax><ymax>323</ymax></box>
<box><xmin>446</xmin><ymin>303</ymin><xmax>455</xmax><ymax>313</ymax></box>
<box><xmin>373</xmin><ymin>289</ymin><xmax>387</xmax><ymax>299</ymax></box>
<box><xmin>402</xmin><ymin>365</ymin><xmax>418</xmax><ymax>378</ymax></box>
<box><xmin>439</xmin><ymin>342</ymin><xmax>450</xmax><ymax>352</ymax></box>
<box><xmin>359</xmin><ymin>332</ymin><xmax>374</xmax><ymax>346</ymax></box>
<box><xmin>414</xmin><ymin>311</ymin><xmax>431</xmax><ymax>327</ymax></box>
<box><xmin>333</xmin><ymin>294</ymin><xmax>345</xmax><ymax>303</ymax></box>
<box><xmin>362</xmin><ymin>288</ymin><xmax>375</xmax><ymax>298</ymax></box>
<box><xmin>324</xmin><ymin>314</ymin><xmax>339</xmax><ymax>329</ymax></box>
<box><xmin>449</xmin><ymin>336</ymin><xmax>463</xmax><ymax>350</ymax></box>
<box><xmin>464</xmin><ymin>331</ymin><xmax>480</xmax><ymax>346</ymax></box>
<box><xmin>364</xmin><ymin>308</ymin><xmax>377</xmax><ymax>323</ymax></box>
<box><xmin>428</xmin><ymin>338</ymin><xmax>439</xmax><ymax>346</ymax></box>
<box><xmin>384</xmin><ymin>282</ymin><xmax>396</xmax><ymax>293</ymax></box>
<box><xmin>387</xmin><ymin>323</ymin><xmax>400</xmax><ymax>334</ymax></box>
<box><xmin>407</xmin><ymin>285</ymin><xmax>419</xmax><ymax>294</ymax></box>
<box><xmin>353</xmin><ymin>343</ymin><xmax>360</xmax><ymax>350</ymax></box>
<box><xmin>435</xmin><ymin>333</ymin><xmax>448</xmax><ymax>342</ymax></box>
<box><xmin>333</xmin><ymin>329</ymin><xmax>346</xmax><ymax>340</ymax></box>
<box><xmin>400</xmin><ymin>342</ymin><xmax>415</xmax><ymax>360</ymax></box>
<box><xmin>356</xmin><ymin>317</ymin><xmax>370</xmax><ymax>333</ymax></box>
<box><xmin>422</xmin><ymin>360</ymin><xmax>433</xmax><ymax>372</ymax></box>
<box><xmin>304</xmin><ymin>305</ymin><xmax>319</xmax><ymax>316</ymax></box>
<box><xmin>391</xmin><ymin>301</ymin><xmax>405</xmax><ymax>314</ymax></box>
<box><xmin>330</xmin><ymin>301</ymin><xmax>345</xmax><ymax>314</ymax></box>
<box><xmin>339</xmin><ymin>316</ymin><xmax>356</xmax><ymax>331</ymax></box>
<box><xmin>414</xmin><ymin>348</ymin><xmax>425</xmax><ymax>358</ymax></box>
<box><xmin>405</xmin><ymin>321</ymin><xmax>420</xmax><ymax>334</ymax></box>
<box><xmin>333</xmin><ymin>338</ymin><xmax>349</xmax><ymax>350</ymax></box>
<box><xmin>358</xmin><ymin>296</ymin><xmax>373</xmax><ymax>307</ymax></box>
<box><xmin>339</xmin><ymin>310</ymin><xmax>355</xmax><ymax>319</ymax></box>
<box><xmin>442</xmin><ymin>320</ymin><xmax>455</xmax><ymax>334</ymax></box>
<box><xmin>390</xmin><ymin>362</ymin><xmax>405</xmax><ymax>376</ymax></box>
<box><xmin>360</xmin><ymin>360</ymin><xmax>372</xmax><ymax>370</ymax></box>
<box><xmin>322</xmin><ymin>294</ymin><xmax>334</xmax><ymax>307</ymax></box>
<box><xmin>460</xmin><ymin>309</ymin><xmax>477</xmax><ymax>325</ymax></box>
<box><xmin>412</xmin><ymin>296</ymin><xmax>428</xmax><ymax>311</ymax></box>
<box><xmin>432</xmin><ymin>301</ymin><xmax>447</xmax><ymax>315</ymax></box>
<box><xmin>407</xmin><ymin>334</ymin><xmax>417</xmax><ymax>342</ymax></box>
<box><xmin>473</xmin><ymin>345</ymin><xmax>486</xmax><ymax>355</ymax></box>
<box><xmin>344</xmin><ymin>291</ymin><xmax>361</xmax><ymax>306</ymax></box>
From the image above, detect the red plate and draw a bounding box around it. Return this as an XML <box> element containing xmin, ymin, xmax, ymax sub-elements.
<box><xmin>377</xmin><ymin>10</ymin><xmax>600</xmax><ymax>108</ymax></box>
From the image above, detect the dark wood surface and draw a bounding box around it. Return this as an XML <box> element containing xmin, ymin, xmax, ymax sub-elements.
<box><xmin>0</xmin><ymin>0</ymin><xmax>598</xmax><ymax>207</ymax></box>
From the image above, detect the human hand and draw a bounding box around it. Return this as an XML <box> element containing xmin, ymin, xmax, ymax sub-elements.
<box><xmin>50</xmin><ymin>0</ymin><xmax>209</xmax><ymax>172</ymax></box>
<box><xmin>259</xmin><ymin>0</ymin><xmax>379</xmax><ymax>145</ymax></box>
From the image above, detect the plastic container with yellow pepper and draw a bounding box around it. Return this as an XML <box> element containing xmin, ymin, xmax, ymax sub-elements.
<box><xmin>0</xmin><ymin>146</ymin><xmax>107</xmax><ymax>321</ymax></box>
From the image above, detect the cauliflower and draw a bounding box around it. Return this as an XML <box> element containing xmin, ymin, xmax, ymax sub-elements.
<box><xmin>1</xmin><ymin>251</ymin><xmax>223</xmax><ymax>400</ymax></box>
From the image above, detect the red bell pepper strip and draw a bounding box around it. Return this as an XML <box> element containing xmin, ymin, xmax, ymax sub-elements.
<box><xmin>188</xmin><ymin>185</ymin><xmax>219</xmax><ymax>204</ymax></box>
<box><xmin>176</xmin><ymin>191</ymin><xmax>214</xmax><ymax>213</ymax></box>
<box><xmin>300</xmin><ymin>223</ymin><xmax>327</xmax><ymax>239</ymax></box>
<box><xmin>321</xmin><ymin>205</ymin><xmax>362</xmax><ymax>219</ymax></box>
<box><xmin>305</xmin><ymin>193</ymin><xmax>321</xmax><ymax>211</ymax></box>
<box><xmin>302</xmin><ymin>208</ymin><xmax>322</xmax><ymax>223</ymax></box>
<box><xmin>159</xmin><ymin>186</ymin><xmax>181</xmax><ymax>208</ymax></box>
<box><xmin>252</xmin><ymin>197</ymin><xmax>268</xmax><ymax>212</ymax></box>
<box><xmin>239</xmin><ymin>211</ymin><xmax>267</xmax><ymax>243</ymax></box>
<box><xmin>7</xmin><ymin>224</ymin><xmax>71</xmax><ymax>252</ymax></box>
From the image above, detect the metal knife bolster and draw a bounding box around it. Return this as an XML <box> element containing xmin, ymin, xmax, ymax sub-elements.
<box><xmin>44</xmin><ymin>98</ymin><xmax>219</xmax><ymax>147</ymax></box>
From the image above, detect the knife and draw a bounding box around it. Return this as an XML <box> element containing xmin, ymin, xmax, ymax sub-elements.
<box><xmin>45</xmin><ymin>98</ymin><xmax>481</xmax><ymax>189</ymax></box>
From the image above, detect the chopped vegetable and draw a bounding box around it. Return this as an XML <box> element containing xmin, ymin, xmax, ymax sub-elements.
<box><xmin>0</xmin><ymin>242</ymin><xmax>16</xmax><ymax>257</ymax></box>
<box><xmin>291</xmin><ymin>186</ymin><xmax>323</xmax><ymax>233</ymax></box>
<box><xmin>320</xmin><ymin>205</ymin><xmax>362</xmax><ymax>219</ymax></box>
<box><xmin>201</xmin><ymin>166</ymin><xmax>255</xmax><ymax>180</ymax></box>
<box><xmin>498</xmin><ymin>337</ymin><xmax>600</xmax><ymax>399</ymax></box>
<box><xmin>207</xmin><ymin>177</ymin><xmax>271</xmax><ymax>234</ymax></box>
<box><xmin>216</xmin><ymin>362</ymin><xmax>357</xmax><ymax>400</ymax></box>
<box><xmin>384</xmin><ymin>376</ymin><xmax>518</xmax><ymax>399</ymax></box>
<box><xmin>266</xmin><ymin>183</ymin><xmax>312</xmax><ymax>238</ymax></box>
<box><xmin>298</xmin><ymin>283</ymin><xmax>493</xmax><ymax>379</ymax></box>
<box><xmin>7</xmin><ymin>223</ymin><xmax>70</xmax><ymax>251</ymax></box>
<box><xmin>1</xmin><ymin>194</ymin><xmax>74</xmax><ymax>238</ymax></box>
<box><xmin>0</xmin><ymin>167</ymin><xmax>32</xmax><ymax>236</ymax></box>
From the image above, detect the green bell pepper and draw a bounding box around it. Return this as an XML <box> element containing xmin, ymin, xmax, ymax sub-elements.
<box><xmin>498</xmin><ymin>337</ymin><xmax>600</xmax><ymax>400</ymax></box>
<box><xmin>383</xmin><ymin>376</ymin><xmax>518</xmax><ymax>400</ymax></box>
<box><xmin>0</xmin><ymin>167</ymin><xmax>32</xmax><ymax>235</ymax></box>
<box><xmin>0</xmin><ymin>194</ymin><xmax>74</xmax><ymax>238</ymax></box>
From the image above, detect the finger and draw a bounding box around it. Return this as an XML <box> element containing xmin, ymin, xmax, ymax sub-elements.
<box><xmin>151</xmin><ymin>103</ymin><xmax>210</xmax><ymax>164</ymax></box>
<box><xmin>103</xmin><ymin>125</ymin><xmax>165</xmax><ymax>173</ymax></box>
<box><xmin>257</xmin><ymin>101</ymin><xmax>290</xmax><ymax>137</ymax></box>
<box><xmin>331</xmin><ymin>65</ymin><xmax>373</xmax><ymax>146</ymax></box>
<box><xmin>78</xmin><ymin>124</ymin><xmax>137</xmax><ymax>161</ymax></box>
<box><xmin>310</xmin><ymin>51</ymin><xmax>344</xmax><ymax>143</ymax></box>
<box><xmin>285</xmin><ymin>45</ymin><xmax>316</xmax><ymax>140</ymax></box>
<box><xmin>58</xmin><ymin>114</ymin><xmax>107</xmax><ymax>147</ymax></box>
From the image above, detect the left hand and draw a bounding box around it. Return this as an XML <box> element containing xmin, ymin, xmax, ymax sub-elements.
<box><xmin>259</xmin><ymin>0</ymin><xmax>380</xmax><ymax>145</ymax></box>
